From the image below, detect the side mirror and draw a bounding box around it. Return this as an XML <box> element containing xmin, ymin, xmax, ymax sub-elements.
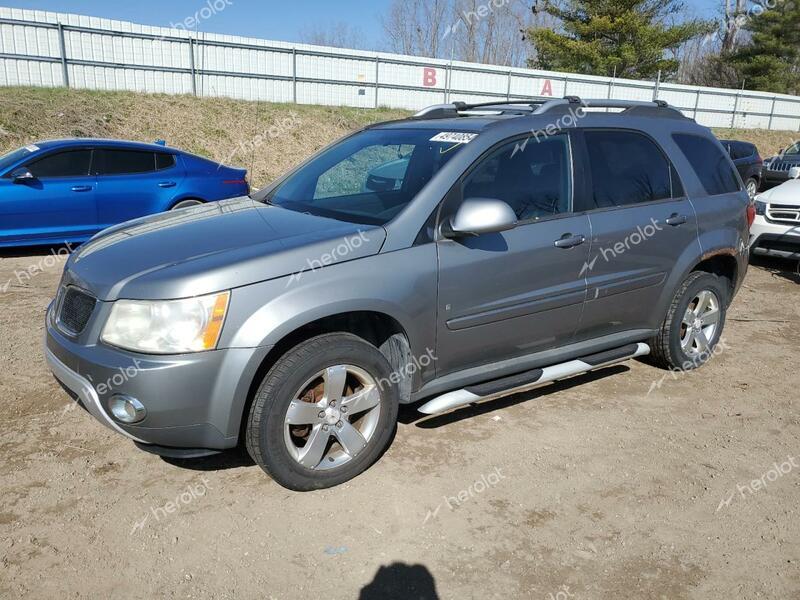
<box><xmin>10</xmin><ymin>168</ymin><xmax>34</xmax><ymax>183</ymax></box>
<box><xmin>789</xmin><ymin>166</ymin><xmax>800</xmax><ymax>180</ymax></box>
<box><xmin>442</xmin><ymin>197</ymin><xmax>517</xmax><ymax>238</ymax></box>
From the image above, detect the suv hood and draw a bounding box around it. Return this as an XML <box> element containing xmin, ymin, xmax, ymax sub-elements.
<box><xmin>65</xmin><ymin>197</ymin><xmax>386</xmax><ymax>301</ymax></box>
<box><xmin>756</xmin><ymin>180</ymin><xmax>800</xmax><ymax>206</ymax></box>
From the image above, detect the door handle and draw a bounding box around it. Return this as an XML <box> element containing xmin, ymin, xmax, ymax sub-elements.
<box><xmin>665</xmin><ymin>213</ymin><xmax>687</xmax><ymax>226</ymax></box>
<box><xmin>554</xmin><ymin>233</ymin><xmax>586</xmax><ymax>249</ymax></box>
<box><xmin>70</xmin><ymin>185</ymin><xmax>92</xmax><ymax>192</ymax></box>
<box><xmin>158</xmin><ymin>181</ymin><xmax>177</xmax><ymax>188</ymax></box>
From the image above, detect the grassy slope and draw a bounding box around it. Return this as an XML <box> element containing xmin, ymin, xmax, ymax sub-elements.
<box><xmin>0</xmin><ymin>87</ymin><xmax>796</xmax><ymax>188</ymax></box>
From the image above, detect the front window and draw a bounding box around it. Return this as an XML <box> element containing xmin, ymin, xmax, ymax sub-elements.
<box><xmin>262</xmin><ymin>128</ymin><xmax>473</xmax><ymax>225</ymax></box>
<box><xmin>784</xmin><ymin>142</ymin><xmax>800</xmax><ymax>156</ymax></box>
<box><xmin>0</xmin><ymin>145</ymin><xmax>39</xmax><ymax>175</ymax></box>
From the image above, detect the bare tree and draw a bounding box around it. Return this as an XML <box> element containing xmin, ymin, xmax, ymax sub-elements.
<box><xmin>381</xmin><ymin>0</ymin><xmax>451</xmax><ymax>58</ymax></box>
<box><xmin>721</xmin><ymin>0</ymin><xmax>749</xmax><ymax>52</ymax></box>
<box><xmin>299</xmin><ymin>22</ymin><xmax>365</xmax><ymax>49</ymax></box>
<box><xmin>381</xmin><ymin>0</ymin><xmax>549</xmax><ymax>67</ymax></box>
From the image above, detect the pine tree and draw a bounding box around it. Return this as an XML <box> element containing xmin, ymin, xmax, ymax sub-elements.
<box><xmin>731</xmin><ymin>0</ymin><xmax>800</xmax><ymax>95</ymax></box>
<box><xmin>528</xmin><ymin>0</ymin><xmax>713</xmax><ymax>79</ymax></box>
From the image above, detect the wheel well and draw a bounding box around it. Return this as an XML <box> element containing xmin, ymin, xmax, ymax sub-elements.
<box><xmin>237</xmin><ymin>312</ymin><xmax>413</xmax><ymax>444</ymax></box>
<box><xmin>170</xmin><ymin>197</ymin><xmax>205</xmax><ymax>209</ymax></box>
<box><xmin>692</xmin><ymin>254</ymin><xmax>737</xmax><ymax>301</ymax></box>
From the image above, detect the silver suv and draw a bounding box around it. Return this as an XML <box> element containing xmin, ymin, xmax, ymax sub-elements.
<box><xmin>45</xmin><ymin>98</ymin><xmax>751</xmax><ymax>490</ymax></box>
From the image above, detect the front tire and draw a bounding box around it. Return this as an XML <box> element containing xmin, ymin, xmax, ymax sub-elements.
<box><xmin>245</xmin><ymin>333</ymin><xmax>399</xmax><ymax>491</ymax></box>
<box><xmin>648</xmin><ymin>272</ymin><xmax>728</xmax><ymax>371</ymax></box>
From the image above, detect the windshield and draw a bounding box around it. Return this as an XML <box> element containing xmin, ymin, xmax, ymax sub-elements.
<box><xmin>784</xmin><ymin>142</ymin><xmax>800</xmax><ymax>156</ymax></box>
<box><xmin>0</xmin><ymin>145</ymin><xmax>38</xmax><ymax>174</ymax></box>
<box><xmin>261</xmin><ymin>128</ymin><xmax>474</xmax><ymax>225</ymax></box>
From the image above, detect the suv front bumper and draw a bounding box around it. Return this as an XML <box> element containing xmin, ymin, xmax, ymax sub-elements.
<box><xmin>44</xmin><ymin>303</ymin><xmax>270</xmax><ymax>452</ymax></box>
<box><xmin>749</xmin><ymin>215</ymin><xmax>800</xmax><ymax>259</ymax></box>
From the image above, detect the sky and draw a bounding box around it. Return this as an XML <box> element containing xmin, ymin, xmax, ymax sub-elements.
<box><xmin>1</xmin><ymin>0</ymin><xmax>722</xmax><ymax>51</ymax></box>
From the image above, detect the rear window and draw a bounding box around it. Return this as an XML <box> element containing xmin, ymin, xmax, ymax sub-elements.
<box><xmin>95</xmin><ymin>149</ymin><xmax>155</xmax><ymax>175</ymax></box>
<box><xmin>156</xmin><ymin>153</ymin><xmax>176</xmax><ymax>170</ymax></box>
<box><xmin>732</xmin><ymin>142</ymin><xmax>755</xmax><ymax>160</ymax></box>
<box><xmin>673</xmin><ymin>134</ymin><xmax>741</xmax><ymax>196</ymax></box>
<box><xmin>26</xmin><ymin>150</ymin><xmax>92</xmax><ymax>178</ymax></box>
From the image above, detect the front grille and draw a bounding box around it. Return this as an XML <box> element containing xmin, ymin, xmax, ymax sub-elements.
<box><xmin>767</xmin><ymin>203</ymin><xmax>800</xmax><ymax>225</ymax></box>
<box><xmin>57</xmin><ymin>287</ymin><xmax>96</xmax><ymax>336</ymax></box>
<box><xmin>768</xmin><ymin>160</ymin><xmax>800</xmax><ymax>173</ymax></box>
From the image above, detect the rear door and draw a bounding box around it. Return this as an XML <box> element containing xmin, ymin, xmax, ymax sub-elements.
<box><xmin>574</xmin><ymin>129</ymin><xmax>700</xmax><ymax>341</ymax></box>
<box><xmin>435</xmin><ymin>133</ymin><xmax>591</xmax><ymax>376</ymax></box>
<box><xmin>0</xmin><ymin>148</ymin><xmax>96</xmax><ymax>244</ymax></box>
<box><xmin>94</xmin><ymin>149</ymin><xmax>184</xmax><ymax>228</ymax></box>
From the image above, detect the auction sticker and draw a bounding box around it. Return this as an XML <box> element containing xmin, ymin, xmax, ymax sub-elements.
<box><xmin>430</xmin><ymin>132</ymin><xmax>478</xmax><ymax>144</ymax></box>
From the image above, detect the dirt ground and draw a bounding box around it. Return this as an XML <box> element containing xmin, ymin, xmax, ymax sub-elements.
<box><xmin>1</xmin><ymin>248</ymin><xmax>799</xmax><ymax>600</ymax></box>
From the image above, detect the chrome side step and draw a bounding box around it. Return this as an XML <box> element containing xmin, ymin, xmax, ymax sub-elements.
<box><xmin>417</xmin><ymin>342</ymin><xmax>650</xmax><ymax>415</ymax></box>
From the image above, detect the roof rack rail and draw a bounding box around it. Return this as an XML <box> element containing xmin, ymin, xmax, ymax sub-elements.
<box><xmin>534</xmin><ymin>97</ymin><xmax>685</xmax><ymax>118</ymax></box>
<box><xmin>413</xmin><ymin>96</ymin><xmax>686</xmax><ymax>120</ymax></box>
<box><xmin>412</xmin><ymin>98</ymin><xmax>551</xmax><ymax>119</ymax></box>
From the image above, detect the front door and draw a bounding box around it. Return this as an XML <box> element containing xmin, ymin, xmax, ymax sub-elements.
<box><xmin>0</xmin><ymin>148</ymin><xmax>96</xmax><ymax>245</ymax></box>
<box><xmin>435</xmin><ymin>133</ymin><xmax>591</xmax><ymax>377</ymax></box>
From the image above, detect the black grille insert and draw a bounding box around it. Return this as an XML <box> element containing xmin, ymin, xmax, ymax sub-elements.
<box><xmin>58</xmin><ymin>287</ymin><xmax>96</xmax><ymax>335</ymax></box>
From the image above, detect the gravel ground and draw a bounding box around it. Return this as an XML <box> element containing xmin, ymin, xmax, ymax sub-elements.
<box><xmin>1</xmin><ymin>249</ymin><xmax>799</xmax><ymax>599</ymax></box>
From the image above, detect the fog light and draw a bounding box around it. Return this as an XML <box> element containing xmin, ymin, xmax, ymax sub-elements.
<box><xmin>108</xmin><ymin>395</ymin><xmax>146</xmax><ymax>424</ymax></box>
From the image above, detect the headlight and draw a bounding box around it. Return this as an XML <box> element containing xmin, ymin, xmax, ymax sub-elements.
<box><xmin>754</xmin><ymin>200</ymin><xmax>767</xmax><ymax>216</ymax></box>
<box><xmin>101</xmin><ymin>291</ymin><xmax>230</xmax><ymax>354</ymax></box>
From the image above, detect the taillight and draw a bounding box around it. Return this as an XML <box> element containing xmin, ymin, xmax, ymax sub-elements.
<box><xmin>746</xmin><ymin>202</ymin><xmax>756</xmax><ymax>228</ymax></box>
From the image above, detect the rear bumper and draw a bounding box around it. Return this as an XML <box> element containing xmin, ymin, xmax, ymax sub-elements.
<box><xmin>44</xmin><ymin>304</ymin><xmax>271</xmax><ymax>450</ymax></box>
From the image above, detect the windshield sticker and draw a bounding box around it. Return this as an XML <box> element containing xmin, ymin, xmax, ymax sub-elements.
<box><xmin>24</xmin><ymin>144</ymin><xmax>40</xmax><ymax>153</ymax></box>
<box><xmin>430</xmin><ymin>132</ymin><xmax>478</xmax><ymax>145</ymax></box>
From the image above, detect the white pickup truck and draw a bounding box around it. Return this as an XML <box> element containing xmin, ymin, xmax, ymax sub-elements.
<box><xmin>750</xmin><ymin>166</ymin><xmax>800</xmax><ymax>260</ymax></box>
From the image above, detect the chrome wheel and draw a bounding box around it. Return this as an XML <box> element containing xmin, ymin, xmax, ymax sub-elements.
<box><xmin>746</xmin><ymin>179</ymin><xmax>758</xmax><ymax>198</ymax></box>
<box><xmin>680</xmin><ymin>289</ymin><xmax>720</xmax><ymax>358</ymax></box>
<box><xmin>284</xmin><ymin>365</ymin><xmax>381</xmax><ymax>471</ymax></box>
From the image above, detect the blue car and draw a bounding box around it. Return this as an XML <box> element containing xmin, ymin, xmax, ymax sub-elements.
<box><xmin>0</xmin><ymin>139</ymin><xmax>249</xmax><ymax>248</ymax></box>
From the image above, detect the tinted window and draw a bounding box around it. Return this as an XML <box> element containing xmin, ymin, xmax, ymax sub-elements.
<box><xmin>584</xmin><ymin>130</ymin><xmax>674</xmax><ymax>208</ymax></box>
<box><xmin>95</xmin><ymin>150</ymin><xmax>155</xmax><ymax>175</ymax></box>
<box><xmin>673</xmin><ymin>134</ymin><xmax>741</xmax><ymax>196</ymax></box>
<box><xmin>267</xmin><ymin>128</ymin><xmax>468</xmax><ymax>225</ymax></box>
<box><xmin>156</xmin><ymin>153</ymin><xmax>176</xmax><ymax>170</ymax></box>
<box><xmin>462</xmin><ymin>135</ymin><xmax>571</xmax><ymax>220</ymax></box>
<box><xmin>26</xmin><ymin>150</ymin><xmax>92</xmax><ymax>178</ymax></box>
<box><xmin>729</xmin><ymin>141</ymin><xmax>755</xmax><ymax>160</ymax></box>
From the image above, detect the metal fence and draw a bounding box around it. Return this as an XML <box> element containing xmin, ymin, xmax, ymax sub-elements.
<box><xmin>1</xmin><ymin>6</ymin><xmax>799</xmax><ymax>132</ymax></box>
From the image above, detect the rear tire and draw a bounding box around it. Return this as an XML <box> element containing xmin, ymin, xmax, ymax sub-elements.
<box><xmin>245</xmin><ymin>333</ymin><xmax>399</xmax><ymax>491</ymax></box>
<box><xmin>745</xmin><ymin>178</ymin><xmax>759</xmax><ymax>198</ymax></box>
<box><xmin>648</xmin><ymin>272</ymin><xmax>728</xmax><ymax>371</ymax></box>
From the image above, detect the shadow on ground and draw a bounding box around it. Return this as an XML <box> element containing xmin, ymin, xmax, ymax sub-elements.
<box><xmin>359</xmin><ymin>562</ymin><xmax>439</xmax><ymax>600</ymax></box>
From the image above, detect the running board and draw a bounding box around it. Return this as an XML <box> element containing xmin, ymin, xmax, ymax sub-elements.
<box><xmin>417</xmin><ymin>342</ymin><xmax>650</xmax><ymax>415</ymax></box>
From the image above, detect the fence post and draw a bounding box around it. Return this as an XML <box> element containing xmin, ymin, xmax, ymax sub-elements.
<box><xmin>652</xmin><ymin>70</ymin><xmax>661</xmax><ymax>101</ymax></box>
<box><xmin>57</xmin><ymin>22</ymin><xmax>69</xmax><ymax>88</ymax></box>
<box><xmin>563</xmin><ymin>75</ymin><xmax>569</xmax><ymax>97</ymax></box>
<box><xmin>731</xmin><ymin>91</ymin><xmax>741</xmax><ymax>129</ymax></box>
<box><xmin>188</xmin><ymin>37</ymin><xmax>197</xmax><ymax>96</ymax></box>
<box><xmin>767</xmin><ymin>96</ymin><xmax>776</xmax><ymax>130</ymax></box>
<box><xmin>374</xmin><ymin>55</ymin><xmax>380</xmax><ymax>108</ymax></box>
<box><xmin>506</xmin><ymin>70</ymin><xmax>512</xmax><ymax>101</ymax></box>
<box><xmin>292</xmin><ymin>48</ymin><xmax>297</xmax><ymax>104</ymax></box>
<box><xmin>693</xmin><ymin>90</ymin><xmax>701</xmax><ymax>121</ymax></box>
